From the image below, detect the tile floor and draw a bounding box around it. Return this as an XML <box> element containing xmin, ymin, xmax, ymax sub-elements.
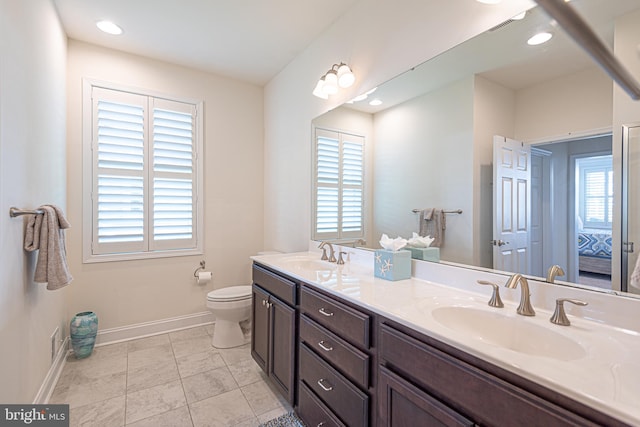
<box><xmin>50</xmin><ymin>325</ymin><xmax>293</xmax><ymax>427</ymax></box>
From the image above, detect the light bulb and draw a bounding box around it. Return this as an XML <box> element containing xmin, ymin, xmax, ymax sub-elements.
<box><xmin>313</xmin><ymin>79</ymin><xmax>328</xmax><ymax>99</ymax></box>
<box><xmin>337</xmin><ymin>64</ymin><xmax>355</xmax><ymax>88</ymax></box>
<box><xmin>323</xmin><ymin>71</ymin><xmax>338</xmax><ymax>95</ymax></box>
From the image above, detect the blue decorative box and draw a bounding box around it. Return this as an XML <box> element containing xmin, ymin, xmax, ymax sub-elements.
<box><xmin>374</xmin><ymin>249</ymin><xmax>412</xmax><ymax>281</ymax></box>
<box><xmin>407</xmin><ymin>247</ymin><xmax>440</xmax><ymax>262</ymax></box>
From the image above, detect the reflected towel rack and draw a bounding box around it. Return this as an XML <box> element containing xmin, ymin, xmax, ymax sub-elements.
<box><xmin>412</xmin><ymin>209</ymin><xmax>462</xmax><ymax>214</ymax></box>
<box><xmin>9</xmin><ymin>207</ymin><xmax>44</xmax><ymax>218</ymax></box>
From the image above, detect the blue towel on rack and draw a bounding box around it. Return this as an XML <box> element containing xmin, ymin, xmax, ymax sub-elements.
<box><xmin>24</xmin><ymin>205</ymin><xmax>73</xmax><ymax>290</ymax></box>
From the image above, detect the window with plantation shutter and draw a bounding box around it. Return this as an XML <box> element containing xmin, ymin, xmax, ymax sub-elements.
<box><xmin>313</xmin><ymin>128</ymin><xmax>364</xmax><ymax>241</ymax></box>
<box><xmin>577</xmin><ymin>155</ymin><xmax>613</xmax><ymax>230</ymax></box>
<box><xmin>83</xmin><ymin>82</ymin><xmax>203</xmax><ymax>262</ymax></box>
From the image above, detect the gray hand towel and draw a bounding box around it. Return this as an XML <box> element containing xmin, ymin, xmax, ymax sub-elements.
<box><xmin>419</xmin><ymin>208</ymin><xmax>446</xmax><ymax>248</ymax></box>
<box><xmin>24</xmin><ymin>205</ymin><xmax>73</xmax><ymax>290</ymax></box>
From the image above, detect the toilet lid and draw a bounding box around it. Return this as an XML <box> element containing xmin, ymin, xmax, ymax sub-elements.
<box><xmin>207</xmin><ymin>285</ymin><xmax>252</xmax><ymax>302</ymax></box>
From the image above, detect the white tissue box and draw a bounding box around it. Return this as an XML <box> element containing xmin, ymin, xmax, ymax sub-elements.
<box><xmin>374</xmin><ymin>249</ymin><xmax>411</xmax><ymax>281</ymax></box>
<box><xmin>407</xmin><ymin>247</ymin><xmax>440</xmax><ymax>262</ymax></box>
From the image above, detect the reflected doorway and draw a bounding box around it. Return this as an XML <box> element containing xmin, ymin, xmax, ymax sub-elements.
<box><xmin>534</xmin><ymin>134</ymin><xmax>613</xmax><ymax>290</ymax></box>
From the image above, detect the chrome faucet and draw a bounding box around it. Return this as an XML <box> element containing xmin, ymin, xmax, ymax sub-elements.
<box><xmin>504</xmin><ymin>273</ymin><xmax>535</xmax><ymax>316</ymax></box>
<box><xmin>546</xmin><ymin>265</ymin><xmax>565</xmax><ymax>284</ymax></box>
<box><xmin>318</xmin><ymin>241</ymin><xmax>337</xmax><ymax>263</ymax></box>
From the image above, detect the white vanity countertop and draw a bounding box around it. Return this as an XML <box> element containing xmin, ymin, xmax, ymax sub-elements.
<box><xmin>251</xmin><ymin>249</ymin><xmax>640</xmax><ymax>426</ymax></box>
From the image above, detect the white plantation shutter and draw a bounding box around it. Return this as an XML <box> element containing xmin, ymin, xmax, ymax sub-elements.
<box><xmin>313</xmin><ymin>128</ymin><xmax>364</xmax><ymax>240</ymax></box>
<box><xmin>85</xmin><ymin>84</ymin><xmax>202</xmax><ymax>261</ymax></box>
<box><xmin>578</xmin><ymin>155</ymin><xmax>613</xmax><ymax>229</ymax></box>
<box><xmin>151</xmin><ymin>99</ymin><xmax>196</xmax><ymax>250</ymax></box>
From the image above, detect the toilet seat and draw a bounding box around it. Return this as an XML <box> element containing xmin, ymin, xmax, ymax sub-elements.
<box><xmin>207</xmin><ymin>285</ymin><xmax>252</xmax><ymax>302</ymax></box>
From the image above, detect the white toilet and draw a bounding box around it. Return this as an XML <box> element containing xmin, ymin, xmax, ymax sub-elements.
<box><xmin>206</xmin><ymin>285</ymin><xmax>252</xmax><ymax>348</ymax></box>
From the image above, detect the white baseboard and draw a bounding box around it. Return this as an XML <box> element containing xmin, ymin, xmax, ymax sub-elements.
<box><xmin>94</xmin><ymin>311</ymin><xmax>215</xmax><ymax>347</ymax></box>
<box><xmin>34</xmin><ymin>337</ymin><xmax>69</xmax><ymax>404</ymax></box>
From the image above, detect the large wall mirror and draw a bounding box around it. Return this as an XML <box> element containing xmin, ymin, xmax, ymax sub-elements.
<box><xmin>312</xmin><ymin>0</ymin><xmax>640</xmax><ymax>299</ymax></box>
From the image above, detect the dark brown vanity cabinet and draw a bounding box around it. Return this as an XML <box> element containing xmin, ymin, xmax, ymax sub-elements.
<box><xmin>298</xmin><ymin>285</ymin><xmax>374</xmax><ymax>427</ymax></box>
<box><xmin>251</xmin><ymin>265</ymin><xmax>297</xmax><ymax>404</ymax></box>
<box><xmin>378</xmin><ymin>321</ymin><xmax>629</xmax><ymax>427</ymax></box>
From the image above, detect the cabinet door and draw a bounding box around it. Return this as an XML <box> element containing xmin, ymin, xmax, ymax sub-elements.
<box><xmin>251</xmin><ymin>285</ymin><xmax>270</xmax><ymax>372</ymax></box>
<box><xmin>378</xmin><ymin>366</ymin><xmax>473</xmax><ymax>427</ymax></box>
<box><xmin>269</xmin><ymin>296</ymin><xmax>296</xmax><ymax>403</ymax></box>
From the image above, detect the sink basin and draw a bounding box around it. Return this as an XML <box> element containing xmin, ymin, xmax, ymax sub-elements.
<box><xmin>280</xmin><ymin>256</ymin><xmax>336</xmax><ymax>272</ymax></box>
<box><xmin>432</xmin><ymin>306</ymin><xmax>586</xmax><ymax>361</ymax></box>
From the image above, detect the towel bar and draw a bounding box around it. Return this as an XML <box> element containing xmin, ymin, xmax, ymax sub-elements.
<box><xmin>412</xmin><ymin>209</ymin><xmax>462</xmax><ymax>214</ymax></box>
<box><xmin>9</xmin><ymin>207</ymin><xmax>44</xmax><ymax>218</ymax></box>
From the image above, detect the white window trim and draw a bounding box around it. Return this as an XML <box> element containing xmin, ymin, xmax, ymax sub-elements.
<box><xmin>577</xmin><ymin>153</ymin><xmax>613</xmax><ymax>230</ymax></box>
<box><xmin>82</xmin><ymin>79</ymin><xmax>204</xmax><ymax>263</ymax></box>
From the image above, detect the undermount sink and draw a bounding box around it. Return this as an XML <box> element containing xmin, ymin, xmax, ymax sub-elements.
<box><xmin>280</xmin><ymin>256</ymin><xmax>336</xmax><ymax>272</ymax></box>
<box><xmin>432</xmin><ymin>306</ymin><xmax>586</xmax><ymax>361</ymax></box>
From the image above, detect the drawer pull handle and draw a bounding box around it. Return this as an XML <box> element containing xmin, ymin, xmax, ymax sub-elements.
<box><xmin>318</xmin><ymin>341</ymin><xmax>333</xmax><ymax>352</ymax></box>
<box><xmin>317</xmin><ymin>378</ymin><xmax>333</xmax><ymax>392</ymax></box>
<box><xmin>317</xmin><ymin>423</ymin><xmax>325</xmax><ymax>427</ymax></box>
<box><xmin>318</xmin><ymin>308</ymin><xmax>334</xmax><ymax>317</ymax></box>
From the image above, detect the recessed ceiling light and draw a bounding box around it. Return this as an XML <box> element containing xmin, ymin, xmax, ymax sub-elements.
<box><xmin>96</xmin><ymin>20</ymin><xmax>123</xmax><ymax>35</ymax></box>
<box><xmin>527</xmin><ymin>32</ymin><xmax>553</xmax><ymax>46</ymax></box>
<box><xmin>512</xmin><ymin>11</ymin><xmax>527</xmax><ymax>20</ymax></box>
<box><xmin>369</xmin><ymin>99</ymin><xmax>382</xmax><ymax>106</ymax></box>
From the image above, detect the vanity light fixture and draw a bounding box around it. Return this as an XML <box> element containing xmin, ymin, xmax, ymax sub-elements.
<box><xmin>527</xmin><ymin>31</ymin><xmax>553</xmax><ymax>45</ymax></box>
<box><xmin>96</xmin><ymin>20</ymin><xmax>123</xmax><ymax>35</ymax></box>
<box><xmin>313</xmin><ymin>62</ymin><xmax>355</xmax><ymax>98</ymax></box>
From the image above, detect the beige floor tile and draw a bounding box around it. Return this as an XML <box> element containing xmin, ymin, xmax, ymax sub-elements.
<box><xmin>69</xmin><ymin>395</ymin><xmax>126</xmax><ymax>427</ymax></box>
<box><xmin>182</xmin><ymin>366</ymin><xmax>239</xmax><ymax>404</ymax></box>
<box><xmin>127</xmin><ymin>358</ymin><xmax>180</xmax><ymax>392</ymax></box>
<box><xmin>240</xmin><ymin>380</ymin><xmax>288</xmax><ymax>417</ymax></box>
<box><xmin>125</xmin><ymin>405</ymin><xmax>193</xmax><ymax>427</ymax></box>
<box><xmin>169</xmin><ymin>326</ymin><xmax>209</xmax><ymax>342</ymax></box>
<box><xmin>176</xmin><ymin>350</ymin><xmax>226</xmax><ymax>378</ymax></box>
<box><xmin>227</xmin><ymin>358</ymin><xmax>265</xmax><ymax>387</ymax></box>
<box><xmin>125</xmin><ymin>379</ymin><xmax>187</xmax><ymax>424</ymax></box>
<box><xmin>171</xmin><ymin>335</ymin><xmax>215</xmax><ymax>359</ymax></box>
<box><xmin>50</xmin><ymin>371</ymin><xmax>127</xmax><ymax>409</ymax></box>
<box><xmin>217</xmin><ymin>343</ymin><xmax>252</xmax><ymax>366</ymax></box>
<box><xmin>189</xmin><ymin>389</ymin><xmax>255</xmax><ymax>427</ymax></box>
<box><xmin>231</xmin><ymin>417</ymin><xmax>260</xmax><ymax>427</ymax></box>
<box><xmin>57</xmin><ymin>353</ymin><xmax>127</xmax><ymax>388</ymax></box>
<box><xmin>128</xmin><ymin>343</ymin><xmax>174</xmax><ymax>371</ymax></box>
<box><xmin>127</xmin><ymin>334</ymin><xmax>171</xmax><ymax>353</ymax></box>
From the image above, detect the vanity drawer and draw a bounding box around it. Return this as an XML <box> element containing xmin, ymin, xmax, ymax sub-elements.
<box><xmin>300</xmin><ymin>286</ymin><xmax>370</xmax><ymax>349</ymax></box>
<box><xmin>379</xmin><ymin>324</ymin><xmax>600</xmax><ymax>427</ymax></box>
<box><xmin>298</xmin><ymin>381</ymin><xmax>346</xmax><ymax>427</ymax></box>
<box><xmin>299</xmin><ymin>343</ymin><xmax>369</xmax><ymax>427</ymax></box>
<box><xmin>300</xmin><ymin>314</ymin><xmax>370</xmax><ymax>389</ymax></box>
<box><xmin>252</xmin><ymin>264</ymin><xmax>296</xmax><ymax>305</ymax></box>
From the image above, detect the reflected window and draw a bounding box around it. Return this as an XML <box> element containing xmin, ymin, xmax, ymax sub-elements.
<box><xmin>577</xmin><ymin>155</ymin><xmax>613</xmax><ymax>229</ymax></box>
<box><xmin>313</xmin><ymin>128</ymin><xmax>364</xmax><ymax>241</ymax></box>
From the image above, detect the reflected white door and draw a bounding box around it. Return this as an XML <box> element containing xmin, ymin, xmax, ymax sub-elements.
<box><xmin>623</xmin><ymin>125</ymin><xmax>640</xmax><ymax>294</ymax></box>
<box><xmin>493</xmin><ymin>136</ymin><xmax>532</xmax><ymax>274</ymax></box>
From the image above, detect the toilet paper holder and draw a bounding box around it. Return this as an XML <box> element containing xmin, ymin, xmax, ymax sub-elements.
<box><xmin>193</xmin><ymin>260</ymin><xmax>206</xmax><ymax>278</ymax></box>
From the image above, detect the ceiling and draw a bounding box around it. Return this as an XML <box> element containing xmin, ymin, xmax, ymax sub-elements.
<box><xmin>343</xmin><ymin>0</ymin><xmax>640</xmax><ymax>114</ymax></box>
<box><xmin>52</xmin><ymin>0</ymin><xmax>360</xmax><ymax>86</ymax></box>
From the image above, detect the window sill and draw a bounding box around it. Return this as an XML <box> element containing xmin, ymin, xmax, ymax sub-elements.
<box><xmin>83</xmin><ymin>248</ymin><xmax>203</xmax><ymax>264</ymax></box>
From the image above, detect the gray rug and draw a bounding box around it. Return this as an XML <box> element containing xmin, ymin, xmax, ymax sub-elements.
<box><xmin>259</xmin><ymin>411</ymin><xmax>305</xmax><ymax>427</ymax></box>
